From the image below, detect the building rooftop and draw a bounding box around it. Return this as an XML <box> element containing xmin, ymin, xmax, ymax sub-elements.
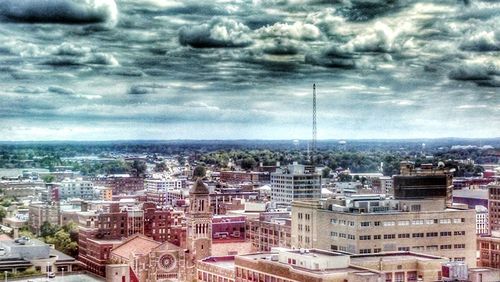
<box><xmin>350</xmin><ymin>252</ymin><xmax>443</xmax><ymax>264</ymax></box>
<box><xmin>201</xmin><ymin>256</ymin><xmax>236</xmax><ymax>270</ymax></box>
<box><xmin>452</xmin><ymin>189</ymin><xmax>488</xmax><ymax>199</ymax></box>
<box><xmin>111</xmin><ymin>234</ymin><xmax>161</xmax><ymax>260</ymax></box>
<box><xmin>190</xmin><ymin>178</ymin><xmax>209</xmax><ymax>195</ymax></box>
<box><xmin>86</xmin><ymin>238</ymin><xmax>124</xmax><ymax>245</ymax></box>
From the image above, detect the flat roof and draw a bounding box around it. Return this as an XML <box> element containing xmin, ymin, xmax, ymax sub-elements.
<box><xmin>350</xmin><ymin>252</ymin><xmax>443</xmax><ymax>264</ymax></box>
<box><xmin>87</xmin><ymin>238</ymin><xmax>124</xmax><ymax>245</ymax></box>
<box><xmin>202</xmin><ymin>256</ymin><xmax>235</xmax><ymax>270</ymax></box>
<box><xmin>452</xmin><ymin>189</ymin><xmax>488</xmax><ymax>199</ymax></box>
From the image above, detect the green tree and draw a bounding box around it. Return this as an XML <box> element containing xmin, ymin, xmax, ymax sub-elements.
<box><xmin>131</xmin><ymin>160</ymin><xmax>147</xmax><ymax>177</ymax></box>
<box><xmin>0</xmin><ymin>206</ymin><xmax>6</xmax><ymax>222</ymax></box>
<box><xmin>18</xmin><ymin>226</ymin><xmax>35</xmax><ymax>238</ymax></box>
<box><xmin>1</xmin><ymin>198</ymin><xmax>11</xmax><ymax>207</ymax></box>
<box><xmin>322</xmin><ymin>167</ymin><xmax>331</xmax><ymax>178</ymax></box>
<box><xmin>193</xmin><ymin>165</ymin><xmax>206</xmax><ymax>178</ymax></box>
<box><xmin>154</xmin><ymin>162</ymin><xmax>167</xmax><ymax>172</ymax></box>
<box><xmin>338</xmin><ymin>174</ymin><xmax>353</xmax><ymax>182</ymax></box>
<box><xmin>40</xmin><ymin>221</ymin><xmax>58</xmax><ymax>238</ymax></box>
<box><xmin>241</xmin><ymin>157</ymin><xmax>256</xmax><ymax>171</ymax></box>
<box><xmin>45</xmin><ymin>229</ymin><xmax>78</xmax><ymax>257</ymax></box>
<box><xmin>42</xmin><ymin>174</ymin><xmax>55</xmax><ymax>183</ymax></box>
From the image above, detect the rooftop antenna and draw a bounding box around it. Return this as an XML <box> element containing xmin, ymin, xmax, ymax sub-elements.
<box><xmin>312</xmin><ymin>83</ymin><xmax>317</xmax><ymax>165</ymax></box>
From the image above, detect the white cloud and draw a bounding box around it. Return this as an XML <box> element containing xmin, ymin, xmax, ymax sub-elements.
<box><xmin>256</xmin><ymin>21</ymin><xmax>321</xmax><ymax>41</ymax></box>
<box><xmin>179</xmin><ymin>17</ymin><xmax>252</xmax><ymax>48</ymax></box>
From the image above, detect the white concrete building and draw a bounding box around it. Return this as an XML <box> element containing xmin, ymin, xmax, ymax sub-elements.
<box><xmin>271</xmin><ymin>163</ymin><xmax>321</xmax><ymax>206</ymax></box>
<box><xmin>59</xmin><ymin>178</ymin><xmax>94</xmax><ymax>200</ymax></box>
<box><xmin>476</xmin><ymin>205</ymin><xmax>489</xmax><ymax>235</ymax></box>
<box><xmin>144</xmin><ymin>178</ymin><xmax>182</xmax><ymax>191</ymax></box>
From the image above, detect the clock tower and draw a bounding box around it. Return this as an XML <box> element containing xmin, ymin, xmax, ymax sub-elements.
<box><xmin>186</xmin><ymin>178</ymin><xmax>212</xmax><ymax>281</ymax></box>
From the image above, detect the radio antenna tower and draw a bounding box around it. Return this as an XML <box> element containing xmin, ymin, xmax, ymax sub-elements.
<box><xmin>312</xmin><ymin>83</ymin><xmax>317</xmax><ymax>164</ymax></box>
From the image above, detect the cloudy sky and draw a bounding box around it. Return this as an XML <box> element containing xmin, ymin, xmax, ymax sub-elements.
<box><xmin>0</xmin><ymin>0</ymin><xmax>498</xmax><ymax>141</ymax></box>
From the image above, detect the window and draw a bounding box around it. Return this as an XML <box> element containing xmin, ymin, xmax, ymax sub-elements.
<box><xmin>426</xmin><ymin>232</ymin><xmax>438</xmax><ymax>237</ymax></box>
<box><xmin>298</xmin><ymin>213</ymin><xmax>303</xmax><ymax>220</ymax></box>
<box><xmin>440</xmin><ymin>231</ymin><xmax>452</xmax><ymax>237</ymax></box>
<box><xmin>374</xmin><ymin>221</ymin><xmax>381</xmax><ymax>226</ymax></box>
<box><xmin>407</xmin><ymin>271</ymin><xmax>417</xmax><ymax>282</ymax></box>
<box><xmin>360</xmin><ymin>249</ymin><xmax>371</xmax><ymax>254</ymax></box>
<box><xmin>439</xmin><ymin>219</ymin><xmax>451</xmax><ymax>224</ymax></box>
<box><xmin>348</xmin><ymin>234</ymin><xmax>355</xmax><ymax>240</ymax></box>
<box><xmin>426</xmin><ymin>245</ymin><xmax>438</xmax><ymax>251</ymax></box>
<box><xmin>305</xmin><ymin>214</ymin><xmax>310</xmax><ymax>220</ymax></box>
<box><xmin>384</xmin><ymin>234</ymin><xmax>396</xmax><ymax>239</ymax></box>
<box><xmin>359</xmin><ymin>235</ymin><xmax>371</xmax><ymax>240</ymax></box>
<box><xmin>440</xmin><ymin>244</ymin><xmax>452</xmax><ymax>250</ymax></box>
<box><xmin>361</xmin><ymin>221</ymin><xmax>371</xmax><ymax>227</ymax></box>
<box><xmin>331</xmin><ymin>232</ymin><xmax>338</xmax><ymax>237</ymax></box>
<box><xmin>454</xmin><ymin>231</ymin><xmax>465</xmax><ymax>236</ymax></box>
<box><xmin>453</xmin><ymin>218</ymin><xmax>461</xmax><ymax>224</ymax></box>
<box><xmin>454</xmin><ymin>244</ymin><xmax>465</xmax><ymax>249</ymax></box>
<box><xmin>383</xmin><ymin>221</ymin><xmax>395</xmax><ymax>227</ymax></box>
<box><xmin>398</xmin><ymin>233</ymin><xmax>410</xmax><ymax>239</ymax></box>
<box><xmin>398</xmin><ymin>247</ymin><xmax>410</xmax><ymax>251</ymax></box>
<box><xmin>374</xmin><ymin>248</ymin><xmax>381</xmax><ymax>253</ymax></box>
<box><xmin>425</xmin><ymin>219</ymin><xmax>434</xmax><ymax>225</ymax></box>
<box><xmin>411</xmin><ymin>205</ymin><xmax>421</xmax><ymax>212</ymax></box>
<box><xmin>412</xmin><ymin>233</ymin><xmax>424</xmax><ymax>238</ymax></box>
<box><xmin>411</xmin><ymin>219</ymin><xmax>424</xmax><ymax>225</ymax></box>
<box><xmin>395</xmin><ymin>272</ymin><xmax>405</xmax><ymax>282</ymax></box>
<box><xmin>398</xmin><ymin>220</ymin><xmax>409</xmax><ymax>226</ymax></box>
<box><xmin>374</xmin><ymin>235</ymin><xmax>381</xmax><ymax>240</ymax></box>
<box><xmin>330</xmin><ymin>219</ymin><xmax>337</xmax><ymax>224</ymax></box>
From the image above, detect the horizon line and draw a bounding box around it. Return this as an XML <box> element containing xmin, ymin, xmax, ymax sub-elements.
<box><xmin>0</xmin><ymin>137</ymin><xmax>499</xmax><ymax>143</ymax></box>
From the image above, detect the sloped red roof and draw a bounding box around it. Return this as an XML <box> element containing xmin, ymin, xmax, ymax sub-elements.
<box><xmin>111</xmin><ymin>234</ymin><xmax>161</xmax><ymax>260</ymax></box>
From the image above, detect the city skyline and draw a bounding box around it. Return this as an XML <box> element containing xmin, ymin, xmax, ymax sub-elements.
<box><xmin>0</xmin><ymin>0</ymin><xmax>498</xmax><ymax>141</ymax></box>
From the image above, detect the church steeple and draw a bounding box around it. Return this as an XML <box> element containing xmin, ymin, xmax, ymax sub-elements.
<box><xmin>186</xmin><ymin>178</ymin><xmax>212</xmax><ymax>281</ymax></box>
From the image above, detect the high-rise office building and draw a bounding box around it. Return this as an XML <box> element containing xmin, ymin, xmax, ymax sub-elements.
<box><xmin>271</xmin><ymin>163</ymin><xmax>321</xmax><ymax>205</ymax></box>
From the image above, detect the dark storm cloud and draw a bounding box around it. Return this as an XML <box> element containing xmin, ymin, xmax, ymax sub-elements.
<box><xmin>459</xmin><ymin>31</ymin><xmax>500</xmax><ymax>52</ymax></box>
<box><xmin>0</xmin><ymin>0</ymin><xmax>118</xmax><ymax>26</ymax></box>
<box><xmin>179</xmin><ymin>17</ymin><xmax>253</xmax><ymax>48</ymax></box>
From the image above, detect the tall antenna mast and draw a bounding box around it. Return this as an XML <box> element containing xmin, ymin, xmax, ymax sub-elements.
<box><xmin>312</xmin><ymin>83</ymin><xmax>317</xmax><ymax>164</ymax></box>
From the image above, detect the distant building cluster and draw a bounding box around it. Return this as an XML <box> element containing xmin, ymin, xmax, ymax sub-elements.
<box><xmin>1</xmin><ymin>155</ymin><xmax>500</xmax><ymax>281</ymax></box>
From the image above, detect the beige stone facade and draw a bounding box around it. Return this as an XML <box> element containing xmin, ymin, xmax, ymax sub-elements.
<box><xmin>291</xmin><ymin>197</ymin><xmax>476</xmax><ymax>267</ymax></box>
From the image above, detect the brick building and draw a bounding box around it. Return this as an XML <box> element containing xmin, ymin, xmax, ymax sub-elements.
<box><xmin>478</xmin><ymin>232</ymin><xmax>500</xmax><ymax>268</ymax></box>
<box><xmin>247</xmin><ymin>212</ymin><xmax>291</xmax><ymax>251</ymax></box>
<box><xmin>77</xmin><ymin>202</ymin><xmax>185</xmax><ymax>276</ymax></box>
<box><xmin>489</xmin><ymin>183</ymin><xmax>500</xmax><ymax>232</ymax></box>
<box><xmin>219</xmin><ymin>171</ymin><xmax>270</xmax><ymax>184</ymax></box>
<box><xmin>90</xmin><ymin>175</ymin><xmax>144</xmax><ymax>195</ymax></box>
